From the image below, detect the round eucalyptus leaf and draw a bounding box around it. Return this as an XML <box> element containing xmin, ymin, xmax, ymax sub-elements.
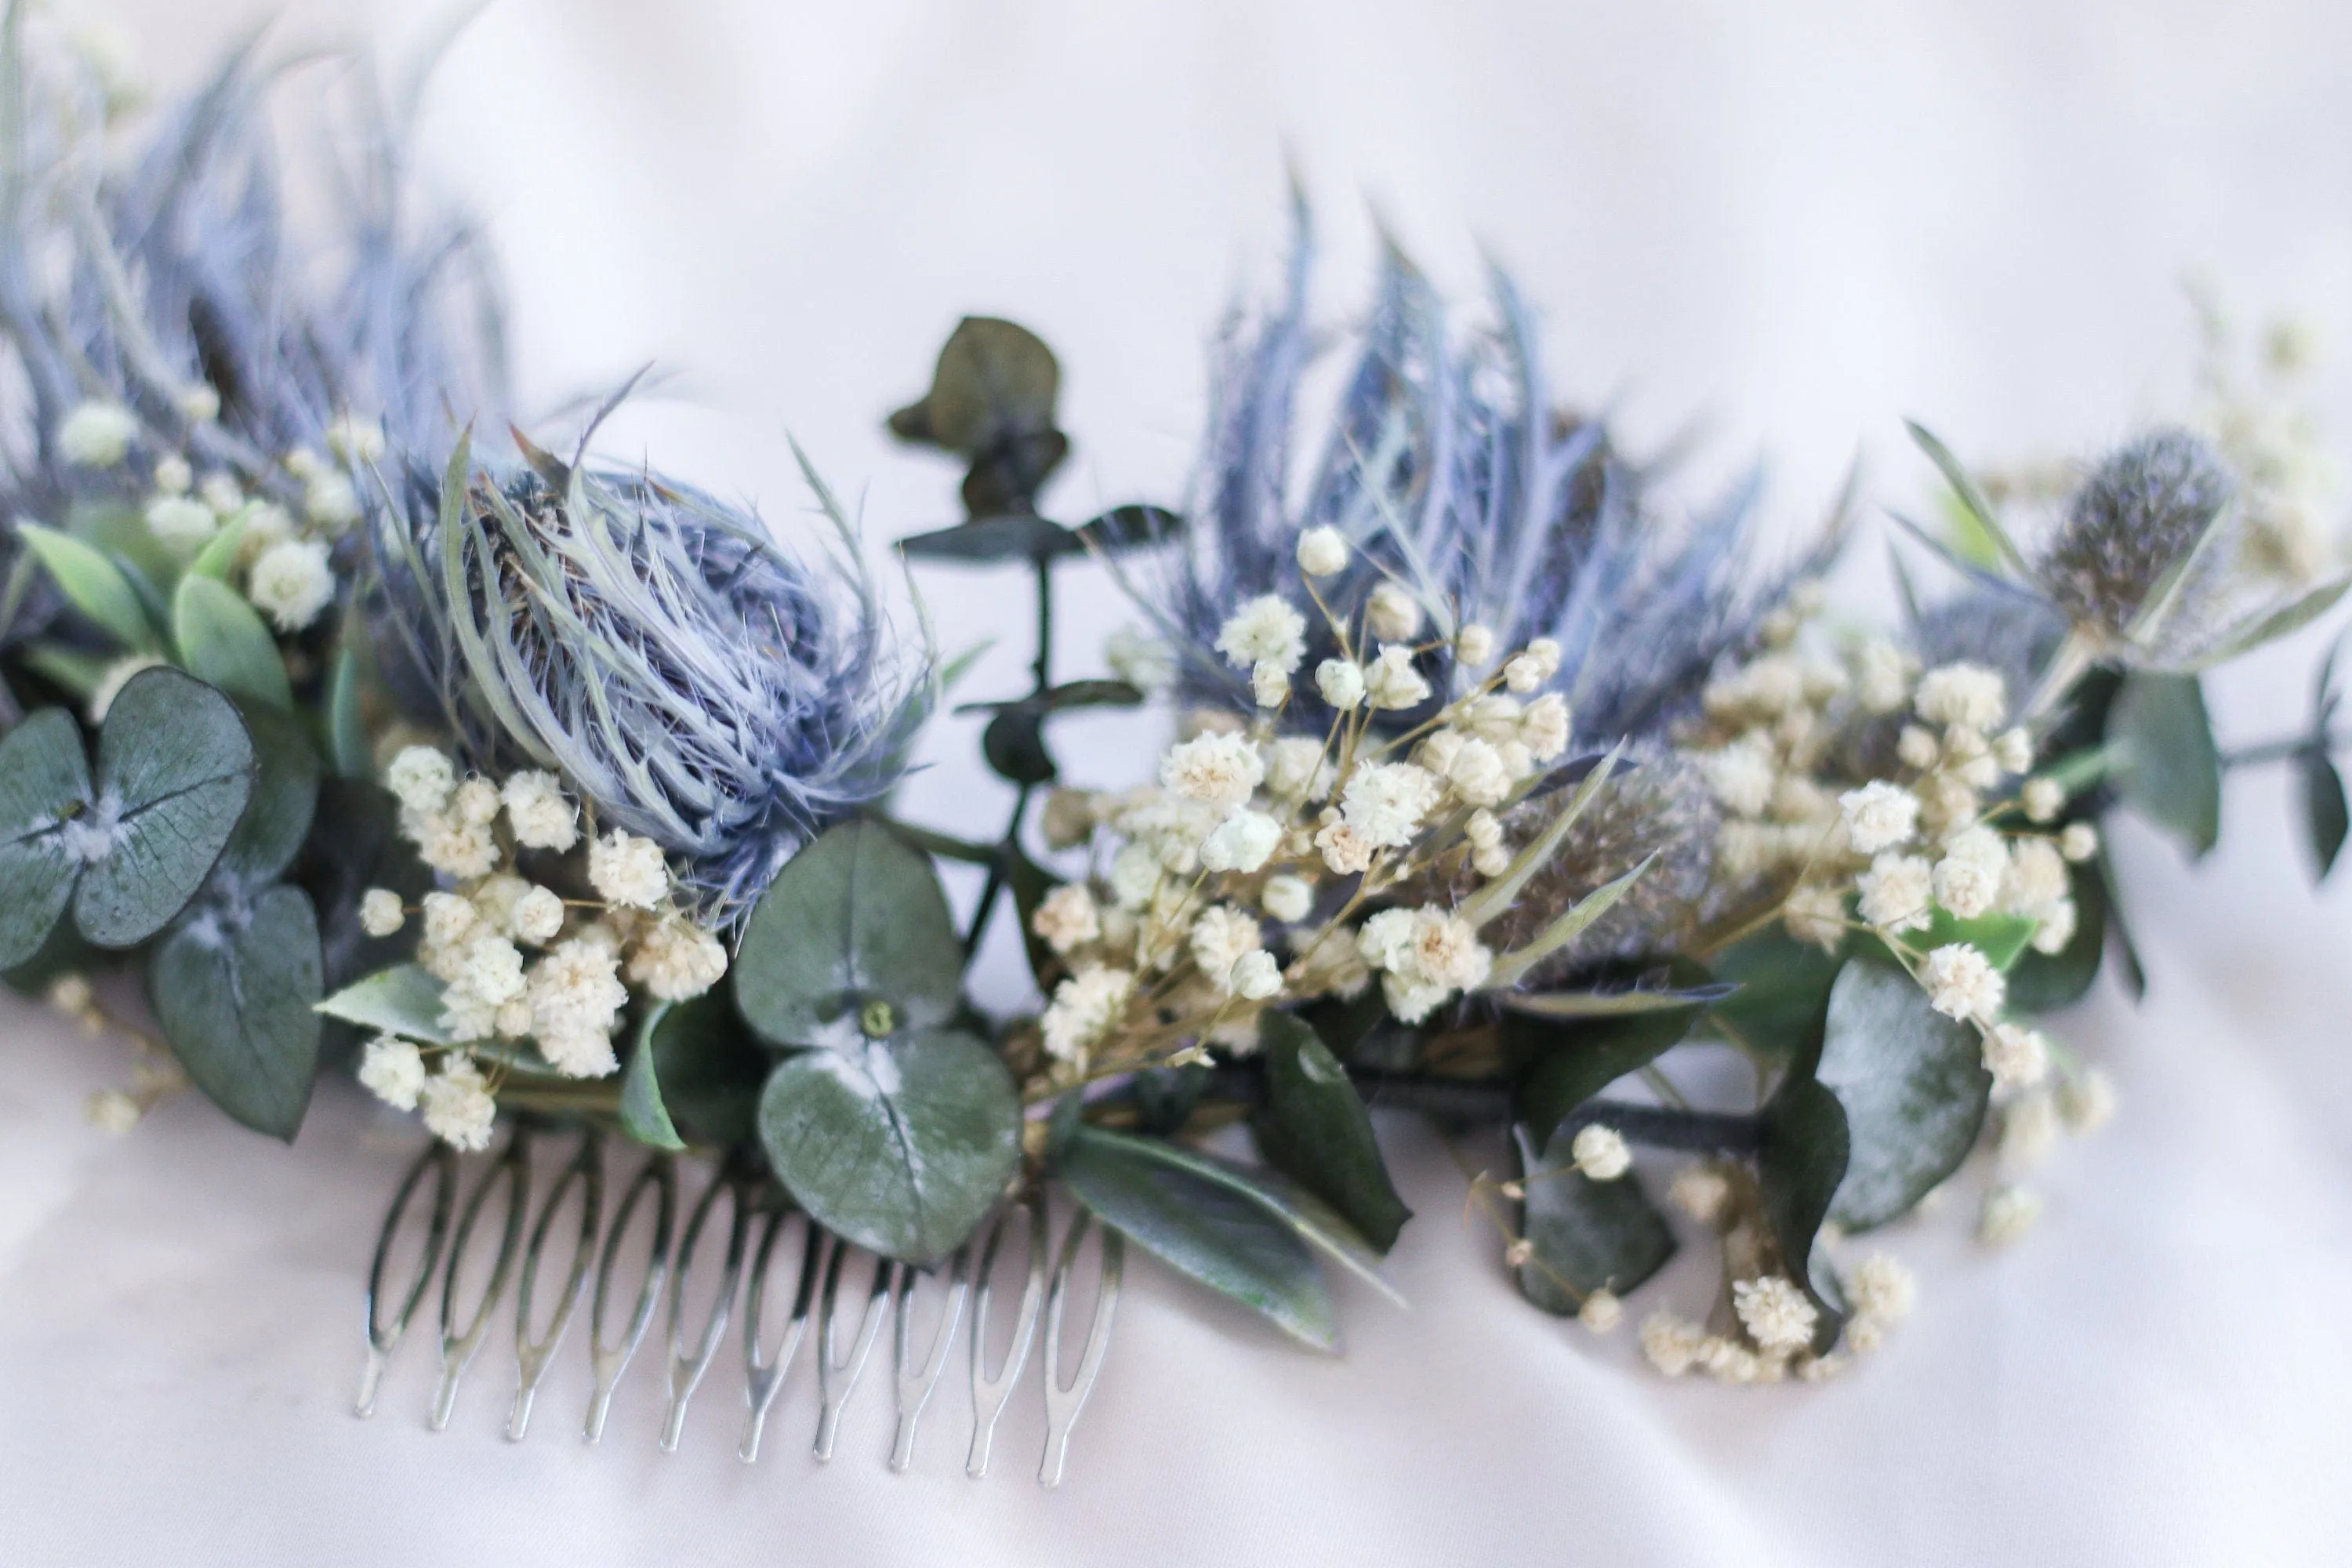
<box><xmin>734</xmin><ymin>819</ymin><xmax>962</xmax><ymax>1047</ymax></box>
<box><xmin>216</xmin><ymin>702</ymin><xmax>320</xmax><ymax>885</ymax></box>
<box><xmin>755</xmin><ymin>1028</ymin><xmax>1019</xmax><ymax>1267</ymax></box>
<box><xmin>151</xmin><ymin>884</ymin><xmax>323</xmax><ymax>1142</ymax></box>
<box><xmin>0</xmin><ymin>710</ymin><xmax>94</xmax><ymax>969</ymax></box>
<box><xmin>1510</xmin><ymin>1124</ymin><xmax>1675</xmax><ymax>1310</ymax></box>
<box><xmin>77</xmin><ymin>668</ymin><xmax>254</xmax><ymax>947</ymax></box>
<box><xmin>982</xmin><ymin>709</ymin><xmax>1057</xmax><ymax>786</ymax></box>
<box><xmin>1817</xmin><ymin>959</ymin><xmax>1991</xmax><ymax>1232</ymax></box>
<box><xmin>887</xmin><ymin>316</ymin><xmax>1060</xmax><ymax>456</ymax></box>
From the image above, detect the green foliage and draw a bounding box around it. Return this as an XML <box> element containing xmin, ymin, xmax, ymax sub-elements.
<box><xmin>150</xmin><ymin>885</ymin><xmax>321</xmax><ymax>1141</ymax></box>
<box><xmin>623</xmin><ymin>992</ymin><xmax>768</xmax><ymax>1152</ymax></box>
<box><xmin>1815</xmin><ymin>960</ymin><xmax>1991</xmax><ymax>1231</ymax></box>
<box><xmin>1512</xmin><ymin>1004</ymin><xmax>1703</xmax><ymax>1147</ymax></box>
<box><xmin>1252</xmin><ymin>1012</ymin><xmax>1410</xmax><ymax>1252</ymax></box>
<box><xmin>172</xmin><ymin>574</ymin><xmax>291</xmax><ymax>710</ymax></box>
<box><xmin>1752</xmin><ymin>963</ymin><xmax>1848</xmax><ymax>1351</ymax></box>
<box><xmin>19</xmin><ymin>521</ymin><xmax>157</xmax><ymax>650</ymax></box>
<box><xmin>1512</xmin><ymin>1125</ymin><xmax>1675</xmax><ymax>1311</ymax></box>
<box><xmin>2006</xmin><ymin>857</ymin><xmax>2109</xmax><ymax>1012</ymax></box>
<box><xmin>2109</xmin><ymin>671</ymin><xmax>2221</xmax><ymax>857</ymax></box>
<box><xmin>314</xmin><ymin>963</ymin><xmax>452</xmax><ymax>1045</ymax></box>
<box><xmin>1706</xmin><ymin>928</ymin><xmax>1842</xmax><ymax>1064</ymax></box>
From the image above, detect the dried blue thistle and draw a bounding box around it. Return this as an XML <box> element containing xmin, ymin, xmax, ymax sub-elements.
<box><xmin>0</xmin><ymin>24</ymin><xmax>502</xmax><ymax>637</ymax></box>
<box><xmin>367</xmin><ymin>427</ymin><xmax>931</xmax><ymax>913</ymax></box>
<box><xmin>1124</xmin><ymin>198</ymin><xmax>1837</xmax><ymax>744</ymax></box>
<box><xmin>2035</xmin><ymin>429</ymin><xmax>2238</xmax><ymax>655</ymax></box>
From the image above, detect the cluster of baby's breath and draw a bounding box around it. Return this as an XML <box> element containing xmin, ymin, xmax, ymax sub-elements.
<box><xmin>1025</xmin><ymin>527</ymin><xmax>1575</xmax><ymax>1091</ymax></box>
<box><xmin>352</xmin><ymin>743</ymin><xmax>728</xmax><ymax>1150</ymax></box>
<box><xmin>2187</xmin><ymin>295</ymin><xmax>2341</xmax><ymax>587</ymax></box>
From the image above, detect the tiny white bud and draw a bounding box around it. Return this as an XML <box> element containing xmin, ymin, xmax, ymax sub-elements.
<box><xmin>1295</xmin><ymin>525</ymin><xmax>1349</xmax><ymax>577</ymax></box>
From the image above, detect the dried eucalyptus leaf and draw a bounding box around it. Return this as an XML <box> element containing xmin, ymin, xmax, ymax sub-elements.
<box><xmin>1817</xmin><ymin>959</ymin><xmax>1991</xmax><ymax>1232</ymax></box>
<box><xmin>734</xmin><ymin>819</ymin><xmax>962</xmax><ymax>1047</ymax></box>
<box><xmin>755</xmin><ymin>1027</ymin><xmax>1020</xmax><ymax>1267</ymax></box>
<box><xmin>1512</xmin><ymin>1125</ymin><xmax>1675</xmax><ymax>1309</ymax></box>
<box><xmin>77</xmin><ymin>669</ymin><xmax>255</xmax><ymax>947</ymax></box>
<box><xmin>0</xmin><ymin>709</ymin><xmax>93</xmax><ymax>969</ymax></box>
<box><xmin>888</xmin><ymin>317</ymin><xmax>1061</xmax><ymax>456</ymax></box>
<box><xmin>216</xmin><ymin>702</ymin><xmax>319</xmax><ymax>885</ymax></box>
<box><xmin>2109</xmin><ymin>671</ymin><xmax>2221</xmax><ymax>858</ymax></box>
<box><xmin>151</xmin><ymin>884</ymin><xmax>321</xmax><ymax>1142</ymax></box>
<box><xmin>895</xmin><ymin>513</ymin><xmax>1083</xmax><ymax>564</ymax></box>
<box><xmin>1252</xmin><ymin>1012</ymin><xmax>1410</xmax><ymax>1252</ymax></box>
<box><xmin>1058</xmin><ymin>1126</ymin><xmax>1339</xmax><ymax>1352</ymax></box>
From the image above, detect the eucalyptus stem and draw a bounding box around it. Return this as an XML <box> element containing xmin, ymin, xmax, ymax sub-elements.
<box><xmin>2223</xmin><ymin>729</ymin><xmax>2344</xmax><ymax>768</ymax></box>
<box><xmin>963</xmin><ymin>549</ymin><xmax>1060</xmax><ymax>958</ymax></box>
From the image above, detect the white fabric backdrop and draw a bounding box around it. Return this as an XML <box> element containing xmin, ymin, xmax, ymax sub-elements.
<box><xmin>4</xmin><ymin>1</ymin><xmax>2351</xmax><ymax>1561</ymax></box>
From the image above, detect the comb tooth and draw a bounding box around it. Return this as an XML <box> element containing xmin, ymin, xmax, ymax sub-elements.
<box><xmin>737</xmin><ymin>1210</ymin><xmax>819</xmax><ymax>1464</ymax></box>
<box><xmin>1038</xmin><ymin>1206</ymin><xmax>1123</xmax><ymax>1490</ymax></box>
<box><xmin>357</xmin><ymin>1142</ymin><xmax>459</xmax><ymax>1418</ymax></box>
<box><xmin>965</xmin><ymin>1191</ymin><xmax>1047</xmax><ymax>1480</ymax></box>
<box><xmin>584</xmin><ymin>1155</ymin><xmax>677</xmax><ymax>1443</ymax></box>
<box><xmin>811</xmin><ymin>1240</ymin><xmax>892</xmax><ymax>1462</ymax></box>
<box><xmin>506</xmin><ymin>1131</ymin><xmax>604</xmax><ymax>1441</ymax></box>
<box><xmin>430</xmin><ymin>1132</ymin><xmax>532</xmax><ymax>1432</ymax></box>
<box><xmin>658</xmin><ymin>1167</ymin><xmax>753</xmax><ymax>1453</ymax></box>
<box><xmin>889</xmin><ymin>1247</ymin><xmax>970</xmax><ymax>1472</ymax></box>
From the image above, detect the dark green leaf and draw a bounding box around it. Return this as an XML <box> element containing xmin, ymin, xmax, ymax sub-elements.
<box><xmin>756</xmin><ymin>1027</ymin><xmax>1020</xmax><ymax>1266</ymax></box>
<box><xmin>1817</xmin><ymin>960</ymin><xmax>1991</xmax><ymax>1231</ymax></box>
<box><xmin>1705</xmin><ymin>929</ymin><xmax>1842</xmax><ymax>1064</ymax></box>
<box><xmin>2005</xmin><ymin>855</ymin><xmax>2109</xmax><ymax>1012</ymax></box>
<box><xmin>895</xmin><ymin>513</ymin><xmax>1083</xmax><ymax>564</ymax></box>
<box><xmin>954</xmin><ymin>679</ymin><xmax>1144</xmax><ymax>717</ymax></box>
<box><xmin>325</xmin><ymin>639</ymin><xmax>371</xmax><ymax>779</ymax></box>
<box><xmin>1004</xmin><ymin>848</ymin><xmax>1059</xmax><ymax>986</ymax></box>
<box><xmin>77</xmin><ymin>669</ymin><xmax>254</xmax><ymax>947</ymax></box>
<box><xmin>1129</xmin><ymin>1063</ymin><xmax>1210</xmax><ymax>1136</ymax></box>
<box><xmin>151</xmin><ymin>884</ymin><xmax>322</xmax><ymax>1141</ymax></box>
<box><xmin>2303</xmin><ymin>752</ymin><xmax>2348</xmax><ymax>881</ymax></box>
<box><xmin>1252</xmin><ymin>1012</ymin><xmax>1410</xmax><ymax>1252</ymax></box>
<box><xmin>1073</xmin><ymin>504</ymin><xmax>1182</xmax><ymax>552</ymax></box>
<box><xmin>298</xmin><ymin>780</ymin><xmax>425</xmax><ymax>993</ymax></box>
<box><xmin>19</xmin><ymin>521</ymin><xmax>154</xmax><ymax>649</ymax></box>
<box><xmin>1754</xmin><ymin>982</ymin><xmax>1847</xmax><ymax>1352</ymax></box>
<box><xmin>887</xmin><ymin>317</ymin><xmax>1060</xmax><ymax>456</ymax></box>
<box><xmin>625</xmin><ymin>991</ymin><xmax>767</xmax><ymax>1152</ymax></box>
<box><xmin>217</xmin><ymin>703</ymin><xmax>319</xmax><ymax>884</ymax></box>
<box><xmin>2109</xmin><ymin>671</ymin><xmax>2221</xmax><ymax>858</ymax></box>
<box><xmin>0</xmin><ymin>709</ymin><xmax>93</xmax><ymax>969</ymax></box>
<box><xmin>172</xmin><ymin>573</ymin><xmax>291</xmax><ymax>710</ymax></box>
<box><xmin>1857</xmin><ymin>906</ymin><xmax>2040</xmax><ymax>973</ymax></box>
<box><xmin>1512</xmin><ymin>1004</ymin><xmax>1704</xmax><ymax>1145</ymax></box>
<box><xmin>981</xmin><ymin>708</ymin><xmax>1057</xmax><ymax>786</ymax></box>
<box><xmin>1512</xmin><ymin>1124</ymin><xmax>1675</xmax><ymax>1310</ymax></box>
<box><xmin>187</xmin><ymin>512</ymin><xmax>248</xmax><ymax>581</ymax></box>
<box><xmin>314</xmin><ymin>962</ymin><xmax>451</xmax><ymax>1045</ymax></box>
<box><xmin>1058</xmin><ymin>1126</ymin><xmax>1339</xmax><ymax>1351</ymax></box>
<box><xmin>2099</xmin><ymin>848</ymin><xmax>2147</xmax><ymax>1002</ymax></box>
<box><xmin>734</xmin><ymin>819</ymin><xmax>964</xmax><ymax>1047</ymax></box>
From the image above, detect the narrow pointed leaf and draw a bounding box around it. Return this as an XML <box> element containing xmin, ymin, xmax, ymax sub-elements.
<box><xmin>314</xmin><ymin>962</ymin><xmax>451</xmax><ymax>1045</ymax></box>
<box><xmin>1252</xmin><ymin>1011</ymin><xmax>1410</xmax><ymax>1251</ymax></box>
<box><xmin>19</xmin><ymin>521</ymin><xmax>154</xmax><ymax>650</ymax></box>
<box><xmin>172</xmin><ymin>574</ymin><xmax>291</xmax><ymax>710</ymax></box>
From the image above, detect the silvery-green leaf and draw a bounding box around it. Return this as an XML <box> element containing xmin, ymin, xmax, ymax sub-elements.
<box><xmin>1817</xmin><ymin>959</ymin><xmax>1991</xmax><ymax>1232</ymax></box>
<box><xmin>2108</xmin><ymin>671</ymin><xmax>2221</xmax><ymax>858</ymax></box>
<box><xmin>151</xmin><ymin>884</ymin><xmax>321</xmax><ymax>1141</ymax></box>
<box><xmin>77</xmin><ymin>669</ymin><xmax>254</xmax><ymax>947</ymax></box>
<box><xmin>19</xmin><ymin>521</ymin><xmax>155</xmax><ymax>650</ymax></box>
<box><xmin>173</xmin><ymin>572</ymin><xmax>291</xmax><ymax>710</ymax></box>
<box><xmin>216</xmin><ymin>703</ymin><xmax>319</xmax><ymax>885</ymax></box>
<box><xmin>314</xmin><ymin>963</ymin><xmax>450</xmax><ymax>1045</ymax></box>
<box><xmin>1058</xmin><ymin>1127</ymin><xmax>1339</xmax><ymax>1352</ymax></box>
<box><xmin>0</xmin><ymin>710</ymin><xmax>93</xmax><ymax>969</ymax></box>
<box><xmin>756</xmin><ymin>1027</ymin><xmax>1019</xmax><ymax>1267</ymax></box>
<box><xmin>1251</xmin><ymin>1012</ymin><xmax>1410</xmax><ymax>1252</ymax></box>
<box><xmin>1512</xmin><ymin>1125</ymin><xmax>1674</xmax><ymax>1311</ymax></box>
<box><xmin>624</xmin><ymin>991</ymin><xmax>766</xmax><ymax>1152</ymax></box>
<box><xmin>734</xmin><ymin>819</ymin><xmax>962</xmax><ymax>1047</ymax></box>
<box><xmin>2180</xmin><ymin>576</ymin><xmax>2352</xmax><ymax>670</ymax></box>
<box><xmin>622</xmin><ymin>1004</ymin><xmax>689</xmax><ymax>1152</ymax></box>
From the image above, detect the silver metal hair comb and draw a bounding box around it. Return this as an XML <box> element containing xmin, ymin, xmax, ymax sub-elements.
<box><xmin>358</xmin><ymin>1132</ymin><xmax>1124</xmax><ymax>1485</ymax></box>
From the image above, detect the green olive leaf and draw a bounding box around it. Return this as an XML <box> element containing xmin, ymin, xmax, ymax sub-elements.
<box><xmin>1252</xmin><ymin>1011</ymin><xmax>1411</xmax><ymax>1252</ymax></box>
<box><xmin>314</xmin><ymin>962</ymin><xmax>451</xmax><ymax>1046</ymax></box>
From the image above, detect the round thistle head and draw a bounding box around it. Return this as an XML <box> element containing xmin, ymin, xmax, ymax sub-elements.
<box><xmin>2037</xmin><ymin>429</ymin><xmax>2238</xmax><ymax>648</ymax></box>
<box><xmin>370</xmin><ymin>439</ymin><xmax>929</xmax><ymax>913</ymax></box>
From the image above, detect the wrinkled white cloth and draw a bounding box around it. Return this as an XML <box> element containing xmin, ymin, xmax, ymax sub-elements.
<box><xmin>5</xmin><ymin>0</ymin><xmax>2352</xmax><ymax>1562</ymax></box>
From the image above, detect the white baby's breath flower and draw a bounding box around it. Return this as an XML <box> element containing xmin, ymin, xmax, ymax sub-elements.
<box><xmin>1896</xmin><ymin>726</ymin><xmax>1940</xmax><ymax>772</ymax></box>
<box><xmin>470</xmin><ymin>872</ymin><xmax>532</xmax><ymax>938</ymax></box>
<box><xmin>326</xmin><ymin>413</ymin><xmax>386</xmax><ymax>464</ymax></box>
<box><xmin>1668</xmin><ymin>1165</ymin><xmax>1731</xmax><ymax>1225</ymax></box>
<box><xmin>420</xmin><ymin>891</ymin><xmax>479</xmax><ymax>952</ymax></box>
<box><xmin>1040</xmin><ymin>787</ymin><xmax>1097</xmax><ymax>850</ymax></box>
<box><xmin>2004</xmin><ymin>837</ymin><xmax>2069</xmax><ymax>913</ymax></box>
<box><xmin>1260</xmin><ymin>873</ymin><xmax>1313</xmax><ymax>924</ymax></box>
<box><xmin>1316</xmin><ymin>658</ymin><xmax>1366</xmax><ymax>710</ymax></box>
<box><xmin>1104</xmin><ymin>626</ymin><xmax>1176</xmax><ymax>693</ymax></box>
<box><xmin>456</xmin><ymin>935</ymin><xmax>528</xmax><ymax>1007</ymax></box>
<box><xmin>2000</xmin><ymin>1091</ymin><xmax>2062</xmax><ymax>1167</ymax></box>
<box><xmin>501</xmin><ymin>770</ymin><xmax>579</xmax><ymax>851</ymax></box>
<box><xmin>1732</xmin><ymin>1276</ymin><xmax>1817</xmax><ymax>1352</ymax></box>
<box><xmin>304</xmin><ymin>470</ymin><xmax>362</xmax><ymax>533</ymax></box>
<box><xmin>1843</xmin><ymin>1254</ymin><xmax>1917</xmax><ymax>1323</ymax></box>
<box><xmin>1840</xmin><ymin>780</ymin><xmax>1921</xmax><ymax>855</ymax></box>
<box><xmin>1216</xmin><ymin>594</ymin><xmax>1308</xmax><ymax>672</ymax></box>
<box><xmin>1932</xmin><ymin>826</ymin><xmax>2009</xmax><ymax>920</ymax></box>
<box><xmin>1230</xmin><ymin>949</ymin><xmax>1283</xmax><ymax>1000</ymax></box>
<box><xmin>85</xmin><ymin>1089</ymin><xmax>141</xmax><ymax>1134</ymax></box>
<box><xmin>177</xmin><ymin>383</ymin><xmax>220</xmax><ymax>423</ymax></box>
<box><xmin>1190</xmin><ymin>904</ymin><xmax>1264</xmax><ymax>993</ymax></box>
<box><xmin>246</xmin><ymin>538</ymin><xmax>334</xmax><ymax>631</ymax></box>
<box><xmin>1502</xmin><ymin>637</ymin><xmax>1562</xmax><ymax>695</ymax></box>
<box><xmin>1362</xmin><ymin>644</ymin><xmax>1431</xmax><ymax>710</ymax></box>
<box><xmin>2059</xmin><ymin>1067</ymin><xmax>2118</xmax><ymax>1133</ymax></box>
<box><xmin>416</xmin><ymin>813</ymin><xmax>498</xmax><ymax>880</ymax></box>
<box><xmin>1993</xmin><ymin>727</ymin><xmax>2035</xmax><ymax>775</ymax></box>
<box><xmin>1922</xmin><ymin>942</ymin><xmax>2005</xmax><ymax>1022</ymax></box>
<box><xmin>59</xmin><ymin>401</ymin><xmax>137</xmax><ymax>466</ymax></box>
<box><xmin>1857</xmin><ymin>852</ymin><xmax>1933</xmax><ymax>933</ymax></box>
<box><xmin>2021</xmin><ymin>777</ymin><xmax>2065</xmax><ymax>823</ymax></box>
<box><xmin>1314</xmin><ymin>815</ymin><xmax>1377</xmax><ymax>876</ymax></box>
<box><xmin>1365</xmin><ymin>582</ymin><xmax>1423</xmax><ymax>641</ymax></box>
<box><xmin>1456</xmin><ymin>623</ymin><xmax>1496</xmax><ymax>667</ymax></box>
<box><xmin>2059</xmin><ymin>822</ymin><xmax>2099</xmax><ymax>862</ymax></box>
<box><xmin>1109</xmin><ymin>843</ymin><xmax>1163</xmax><ymax>911</ymax></box>
<box><xmin>1381</xmin><ymin>973</ymin><xmax>1452</xmax><ymax>1024</ymax></box>
<box><xmin>1032</xmin><ymin>884</ymin><xmax>1102</xmax><ymax>954</ymax></box>
<box><xmin>385</xmin><ymin>746</ymin><xmax>456</xmax><ymax>815</ymax></box>
<box><xmin>358</xmin><ymin>1036</ymin><xmax>427</xmax><ymax>1111</ymax></box>
<box><xmin>1264</xmin><ymin>737</ymin><xmax>1332</xmax><ymax>803</ymax></box>
<box><xmin>1200</xmin><ymin>809</ymin><xmax>1282</xmax><ymax>874</ymax></box>
<box><xmin>626</xmin><ymin>915</ymin><xmax>729</xmax><ymax>1001</ymax></box>
<box><xmin>1780</xmin><ymin>883</ymin><xmax>1846</xmax><ymax>952</ymax></box>
<box><xmin>1161</xmin><ymin>731</ymin><xmax>1264</xmax><ymax>809</ymax></box>
<box><xmin>1041</xmin><ymin>967</ymin><xmax>1132</xmax><ymax>1063</ymax></box>
<box><xmin>419</xmin><ymin>1057</ymin><xmax>496</xmax><ymax>1151</ymax></box>
<box><xmin>450</xmin><ymin>778</ymin><xmax>499</xmax><ymax>827</ymax></box>
<box><xmin>1853</xmin><ymin>638</ymin><xmax>1915</xmax><ymax>713</ymax></box>
<box><xmin>1519</xmin><ymin>692</ymin><xmax>1571</xmax><ymax>762</ymax></box>
<box><xmin>1578</xmin><ymin>1288</ymin><xmax>1623</xmax><ymax>1334</ymax></box>
<box><xmin>1446</xmin><ymin>738</ymin><xmax>1513</xmax><ymax>808</ymax></box>
<box><xmin>588</xmin><ymin>830</ymin><xmax>669</xmax><ymax>909</ymax></box>
<box><xmin>1915</xmin><ymin>662</ymin><xmax>2007</xmax><ymax>731</ymax></box>
<box><xmin>1571</xmin><ymin>1124</ymin><xmax>1632</xmax><ymax>1181</ymax></box>
<box><xmin>144</xmin><ymin>495</ymin><xmax>216</xmax><ymax>553</ymax></box>
<box><xmin>1340</xmin><ymin>761</ymin><xmax>1440</xmax><ymax>848</ymax></box>
<box><xmin>510</xmin><ymin>886</ymin><xmax>565</xmax><ymax>946</ymax></box>
<box><xmin>1979</xmin><ymin>1184</ymin><xmax>2043</xmax><ymax>1245</ymax></box>
<box><xmin>528</xmin><ymin>939</ymin><xmax>630</xmax><ymax>1077</ymax></box>
<box><xmin>153</xmin><ymin>454</ymin><xmax>192</xmax><ymax>495</ymax></box>
<box><xmin>359</xmin><ymin>889</ymin><xmax>406</xmax><ymax>938</ymax></box>
<box><xmin>1296</xmin><ymin>525</ymin><xmax>1348</xmax><ymax>576</ymax></box>
<box><xmin>1640</xmin><ymin>1312</ymin><xmax>1708</xmax><ymax>1377</ymax></box>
